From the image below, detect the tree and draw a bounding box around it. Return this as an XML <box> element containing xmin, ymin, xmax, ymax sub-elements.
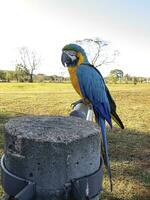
<box><xmin>15</xmin><ymin>64</ymin><xmax>29</xmax><ymax>82</ymax></box>
<box><xmin>35</xmin><ymin>74</ymin><xmax>45</xmax><ymax>82</ymax></box>
<box><xmin>17</xmin><ymin>47</ymin><xmax>40</xmax><ymax>82</ymax></box>
<box><xmin>107</xmin><ymin>69</ymin><xmax>124</xmax><ymax>83</ymax></box>
<box><xmin>110</xmin><ymin>69</ymin><xmax>124</xmax><ymax>79</ymax></box>
<box><xmin>107</xmin><ymin>73</ymin><xmax>118</xmax><ymax>84</ymax></box>
<box><xmin>76</xmin><ymin>38</ymin><xmax>119</xmax><ymax>67</ymax></box>
<box><xmin>5</xmin><ymin>71</ymin><xmax>15</xmax><ymax>82</ymax></box>
<box><xmin>124</xmin><ymin>74</ymin><xmax>131</xmax><ymax>83</ymax></box>
<box><xmin>0</xmin><ymin>70</ymin><xmax>6</xmax><ymax>81</ymax></box>
<box><xmin>132</xmin><ymin>76</ymin><xmax>138</xmax><ymax>85</ymax></box>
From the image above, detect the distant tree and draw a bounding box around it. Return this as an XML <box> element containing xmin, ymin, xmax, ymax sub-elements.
<box><xmin>0</xmin><ymin>70</ymin><xmax>6</xmax><ymax>81</ymax></box>
<box><xmin>147</xmin><ymin>77</ymin><xmax>150</xmax><ymax>83</ymax></box>
<box><xmin>107</xmin><ymin>73</ymin><xmax>118</xmax><ymax>84</ymax></box>
<box><xmin>64</xmin><ymin>77</ymin><xmax>70</xmax><ymax>82</ymax></box>
<box><xmin>35</xmin><ymin>74</ymin><xmax>45</xmax><ymax>82</ymax></box>
<box><xmin>15</xmin><ymin>64</ymin><xmax>29</xmax><ymax>82</ymax></box>
<box><xmin>17</xmin><ymin>47</ymin><xmax>40</xmax><ymax>82</ymax></box>
<box><xmin>132</xmin><ymin>76</ymin><xmax>138</xmax><ymax>85</ymax></box>
<box><xmin>107</xmin><ymin>69</ymin><xmax>124</xmax><ymax>83</ymax></box>
<box><xmin>43</xmin><ymin>75</ymin><xmax>53</xmax><ymax>82</ymax></box>
<box><xmin>124</xmin><ymin>74</ymin><xmax>131</xmax><ymax>83</ymax></box>
<box><xmin>5</xmin><ymin>71</ymin><xmax>15</xmax><ymax>82</ymax></box>
<box><xmin>76</xmin><ymin>38</ymin><xmax>119</xmax><ymax>67</ymax></box>
<box><xmin>110</xmin><ymin>69</ymin><xmax>124</xmax><ymax>79</ymax></box>
<box><xmin>137</xmin><ymin>77</ymin><xmax>146</xmax><ymax>83</ymax></box>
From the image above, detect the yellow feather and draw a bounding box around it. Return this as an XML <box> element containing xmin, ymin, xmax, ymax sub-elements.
<box><xmin>68</xmin><ymin>52</ymin><xmax>85</xmax><ymax>97</ymax></box>
<box><xmin>68</xmin><ymin>67</ymin><xmax>82</xmax><ymax>97</ymax></box>
<box><xmin>76</xmin><ymin>52</ymin><xmax>84</xmax><ymax>66</ymax></box>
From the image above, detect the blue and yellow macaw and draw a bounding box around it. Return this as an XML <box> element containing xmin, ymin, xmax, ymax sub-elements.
<box><xmin>61</xmin><ymin>43</ymin><xmax>124</xmax><ymax>191</ymax></box>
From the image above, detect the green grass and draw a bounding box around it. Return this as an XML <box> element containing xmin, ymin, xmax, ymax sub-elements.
<box><xmin>0</xmin><ymin>83</ymin><xmax>150</xmax><ymax>199</ymax></box>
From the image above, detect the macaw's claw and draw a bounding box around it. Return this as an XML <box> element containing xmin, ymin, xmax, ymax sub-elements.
<box><xmin>71</xmin><ymin>99</ymin><xmax>84</xmax><ymax>108</ymax></box>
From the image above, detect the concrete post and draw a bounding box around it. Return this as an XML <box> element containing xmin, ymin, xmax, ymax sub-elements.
<box><xmin>3</xmin><ymin>116</ymin><xmax>102</xmax><ymax>200</ymax></box>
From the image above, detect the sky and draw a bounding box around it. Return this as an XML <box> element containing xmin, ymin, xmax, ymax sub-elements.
<box><xmin>0</xmin><ymin>0</ymin><xmax>150</xmax><ymax>77</ymax></box>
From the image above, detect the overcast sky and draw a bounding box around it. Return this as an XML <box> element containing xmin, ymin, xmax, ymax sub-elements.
<box><xmin>0</xmin><ymin>0</ymin><xmax>150</xmax><ymax>77</ymax></box>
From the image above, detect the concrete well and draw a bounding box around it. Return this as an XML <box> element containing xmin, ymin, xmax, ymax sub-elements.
<box><xmin>3</xmin><ymin>116</ymin><xmax>102</xmax><ymax>200</ymax></box>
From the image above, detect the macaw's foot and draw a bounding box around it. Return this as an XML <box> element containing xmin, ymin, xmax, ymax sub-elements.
<box><xmin>71</xmin><ymin>99</ymin><xmax>84</xmax><ymax>108</ymax></box>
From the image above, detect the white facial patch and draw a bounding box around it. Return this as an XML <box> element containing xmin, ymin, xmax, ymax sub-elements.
<box><xmin>63</xmin><ymin>50</ymin><xmax>77</xmax><ymax>62</ymax></box>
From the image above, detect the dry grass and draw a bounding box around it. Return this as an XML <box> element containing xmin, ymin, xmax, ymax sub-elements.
<box><xmin>0</xmin><ymin>82</ymin><xmax>150</xmax><ymax>199</ymax></box>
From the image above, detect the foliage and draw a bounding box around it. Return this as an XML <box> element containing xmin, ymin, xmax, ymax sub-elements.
<box><xmin>5</xmin><ymin>71</ymin><xmax>15</xmax><ymax>82</ymax></box>
<box><xmin>0</xmin><ymin>69</ymin><xmax>70</xmax><ymax>83</ymax></box>
<box><xmin>107</xmin><ymin>73</ymin><xmax>118</xmax><ymax>84</ymax></box>
<box><xmin>109</xmin><ymin>69</ymin><xmax>124</xmax><ymax>79</ymax></box>
<box><xmin>107</xmin><ymin>69</ymin><xmax>124</xmax><ymax>83</ymax></box>
<box><xmin>15</xmin><ymin>64</ymin><xmax>29</xmax><ymax>82</ymax></box>
<box><xmin>0</xmin><ymin>70</ymin><xmax>7</xmax><ymax>81</ymax></box>
<box><xmin>0</xmin><ymin>68</ymin><xmax>149</xmax><ymax>84</ymax></box>
<box><xmin>106</xmin><ymin>70</ymin><xmax>149</xmax><ymax>84</ymax></box>
<box><xmin>0</xmin><ymin>70</ymin><xmax>16</xmax><ymax>82</ymax></box>
<box><xmin>123</xmin><ymin>74</ymin><xmax>132</xmax><ymax>84</ymax></box>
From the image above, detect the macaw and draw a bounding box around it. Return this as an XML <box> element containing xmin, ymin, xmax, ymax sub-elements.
<box><xmin>61</xmin><ymin>43</ymin><xmax>124</xmax><ymax>191</ymax></box>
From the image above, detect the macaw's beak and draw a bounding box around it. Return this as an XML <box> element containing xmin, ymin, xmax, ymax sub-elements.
<box><xmin>61</xmin><ymin>52</ymin><xmax>70</xmax><ymax>67</ymax></box>
<box><xmin>61</xmin><ymin>51</ymin><xmax>78</xmax><ymax>67</ymax></box>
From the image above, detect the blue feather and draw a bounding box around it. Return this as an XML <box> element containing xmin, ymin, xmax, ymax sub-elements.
<box><xmin>77</xmin><ymin>65</ymin><xmax>112</xmax><ymax>126</ymax></box>
<box><xmin>99</xmin><ymin>117</ymin><xmax>112</xmax><ymax>191</ymax></box>
<box><xmin>77</xmin><ymin>64</ymin><xmax>112</xmax><ymax>190</ymax></box>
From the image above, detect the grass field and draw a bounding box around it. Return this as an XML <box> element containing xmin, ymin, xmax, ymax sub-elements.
<box><xmin>0</xmin><ymin>83</ymin><xmax>150</xmax><ymax>199</ymax></box>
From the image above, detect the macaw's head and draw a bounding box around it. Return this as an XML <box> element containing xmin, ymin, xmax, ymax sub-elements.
<box><xmin>61</xmin><ymin>43</ymin><xmax>89</xmax><ymax>67</ymax></box>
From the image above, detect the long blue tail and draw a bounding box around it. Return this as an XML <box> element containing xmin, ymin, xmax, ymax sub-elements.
<box><xmin>99</xmin><ymin>117</ymin><xmax>112</xmax><ymax>191</ymax></box>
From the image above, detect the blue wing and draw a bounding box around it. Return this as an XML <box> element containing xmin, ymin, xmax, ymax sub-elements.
<box><xmin>77</xmin><ymin>65</ymin><xmax>112</xmax><ymax>126</ymax></box>
<box><xmin>77</xmin><ymin>64</ymin><xmax>112</xmax><ymax>190</ymax></box>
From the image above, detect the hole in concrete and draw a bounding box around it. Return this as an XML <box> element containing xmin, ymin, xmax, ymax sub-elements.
<box><xmin>51</xmin><ymin>161</ymin><xmax>56</xmax><ymax>165</ymax></box>
<box><xmin>8</xmin><ymin>196</ymin><xmax>15</xmax><ymax>200</ymax></box>
<box><xmin>76</xmin><ymin>161</ymin><xmax>79</xmax><ymax>165</ymax></box>
<box><xmin>37</xmin><ymin>162</ymin><xmax>40</xmax><ymax>165</ymax></box>
<box><xmin>57</xmin><ymin>136</ymin><xmax>61</xmax><ymax>141</ymax></box>
<box><xmin>29</xmin><ymin>172</ymin><xmax>33</xmax><ymax>177</ymax></box>
<box><xmin>90</xmin><ymin>163</ymin><xmax>93</xmax><ymax>165</ymax></box>
<box><xmin>8</xmin><ymin>144</ymin><xmax>13</xmax><ymax>149</ymax></box>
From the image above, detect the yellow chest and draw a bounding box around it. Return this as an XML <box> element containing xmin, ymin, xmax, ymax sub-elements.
<box><xmin>68</xmin><ymin>67</ymin><xmax>82</xmax><ymax>96</ymax></box>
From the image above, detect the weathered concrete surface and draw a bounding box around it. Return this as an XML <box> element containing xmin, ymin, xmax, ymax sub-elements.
<box><xmin>4</xmin><ymin>116</ymin><xmax>101</xmax><ymax>199</ymax></box>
